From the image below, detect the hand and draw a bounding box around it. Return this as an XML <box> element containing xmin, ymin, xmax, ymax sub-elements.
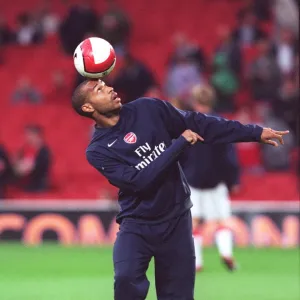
<box><xmin>182</xmin><ymin>130</ymin><xmax>204</xmax><ymax>145</ymax></box>
<box><xmin>260</xmin><ymin>128</ymin><xmax>289</xmax><ymax>147</ymax></box>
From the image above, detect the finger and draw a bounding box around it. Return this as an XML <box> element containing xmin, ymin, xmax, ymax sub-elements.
<box><xmin>272</xmin><ymin>130</ymin><xmax>289</xmax><ymax>135</ymax></box>
<box><xmin>265</xmin><ymin>139</ymin><xmax>278</xmax><ymax>147</ymax></box>
<box><xmin>273</xmin><ymin>133</ymin><xmax>284</xmax><ymax>145</ymax></box>
<box><xmin>191</xmin><ymin>134</ymin><xmax>198</xmax><ymax>145</ymax></box>
<box><xmin>195</xmin><ymin>133</ymin><xmax>204</xmax><ymax>142</ymax></box>
<box><xmin>188</xmin><ymin>134</ymin><xmax>195</xmax><ymax>144</ymax></box>
<box><xmin>191</xmin><ymin>133</ymin><xmax>198</xmax><ymax>145</ymax></box>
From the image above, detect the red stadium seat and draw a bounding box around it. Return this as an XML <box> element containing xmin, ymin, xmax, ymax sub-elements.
<box><xmin>1</xmin><ymin>0</ymin><xmax>295</xmax><ymax>201</ymax></box>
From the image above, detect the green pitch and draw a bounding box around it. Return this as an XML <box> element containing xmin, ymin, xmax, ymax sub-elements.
<box><xmin>0</xmin><ymin>244</ymin><xmax>298</xmax><ymax>300</ymax></box>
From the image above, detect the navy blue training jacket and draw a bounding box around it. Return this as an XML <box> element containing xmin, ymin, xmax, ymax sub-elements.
<box><xmin>86</xmin><ymin>98</ymin><xmax>262</xmax><ymax>224</ymax></box>
<box><xmin>180</xmin><ymin>113</ymin><xmax>240</xmax><ymax>190</ymax></box>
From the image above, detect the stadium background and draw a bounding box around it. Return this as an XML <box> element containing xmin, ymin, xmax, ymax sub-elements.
<box><xmin>0</xmin><ymin>0</ymin><xmax>299</xmax><ymax>299</ymax></box>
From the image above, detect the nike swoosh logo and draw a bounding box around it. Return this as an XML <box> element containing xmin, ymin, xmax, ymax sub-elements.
<box><xmin>108</xmin><ymin>139</ymin><xmax>118</xmax><ymax>147</ymax></box>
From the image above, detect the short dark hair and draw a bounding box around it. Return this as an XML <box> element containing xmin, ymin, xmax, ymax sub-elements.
<box><xmin>71</xmin><ymin>80</ymin><xmax>94</xmax><ymax>119</ymax></box>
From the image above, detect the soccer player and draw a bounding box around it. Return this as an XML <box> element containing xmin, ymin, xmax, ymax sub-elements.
<box><xmin>180</xmin><ymin>84</ymin><xmax>241</xmax><ymax>272</ymax></box>
<box><xmin>71</xmin><ymin>79</ymin><xmax>288</xmax><ymax>300</ymax></box>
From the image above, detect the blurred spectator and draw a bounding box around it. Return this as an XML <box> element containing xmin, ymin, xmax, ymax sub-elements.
<box><xmin>214</xmin><ymin>25</ymin><xmax>242</xmax><ymax>76</ymax></box>
<box><xmin>0</xmin><ymin>15</ymin><xmax>13</xmax><ymax>46</ymax></box>
<box><xmin>51</xmin><ymin>70</ymin><xmax>65</xmax><ymax>92</ymax></box>
<box><xmin>0</xmin><ymin>15</ymin><xmax>13</xmax><ymax>65</ymax></box>
<box><xmin>272</xmin><ymin>77</ymin><xmax>298</xmax><ymax>137</ymax></box>
<box><xmin>0</xmin><ymin>144</ymin><xmax>13</xmax><ymax>199</ymax></box>
<box><xmin>59</xmin><ymin>0</ymin><xmax>97</xmax><ymax>55</ymax></box>
<box><xmin>14</xmin><ymin>125</ymin><xmax>51</xmax><ymax>192</ymax></box>
<box><xmin>185</xmin><ymin>83</ymin><xmax>241</xmax><ymax>187</ymax></box>
<box><xmin>233</xmin><ymin>9</ymin><xmax>266</xmax><ymax>47</ymax></box>
<box><xmin>274</xmin><ymin>0</ymin><xmax>299</xmax><ymax>35</ymax></box>
<box><xmin>251</xmin><ymin>0</ymin><xmax>273</xmax><ymax>21</ymax></box>
<box><xmin>168</xmin><ymin>32</ymin><xmax>206</xmax><ymax>71</ymax></box>
<box><xmin>239</xmin><ymin>0</ymin><xmax>272</xmax><ymax>22</ymax></box>
<box><xmin>247</xmin><ymin>39</ymin><xmax>281</xmax><ymax>102</ymax></box>
<box><xmin>110</xmin><ymin>52</ymin><xmax>157</xmax><ymax>104</ymax></box>
<box><xmin>164</xmin><ymin>51</ymin><xmax>202</xmax><ymax>108</ymax></box>
<box><xmin>97</xmin><ymin>0</ymin><xmax>131</xmax><ymax>56</ymax></box>
<box><xmin>11</xmin><ymin>77</ymin><xmax>42</xmax><ymax>104</ymax></box>
<box><xmin>46</xmin><ymin>70</ymin><xmax>70</xmax><ymax>103</ymax></box>
<box><xmin>211</xmin><ymin>43</ymin><xmax>239</xmax><ymax>112</ymax></box>
<box><xmin>51</xmin><ymin>70</ymin><xmax>66</xmax><ymax>94</ymax></box>
<box><xmin>274</xmin><ymin>27</ymin><xmax>298</xmax><ymax>77</ymax></box>
<box><xmin>35</xmin><ymin>0</ymin><xmax>60</xmax><ymax>37</ymax></box>
<box><xmin>15</xmin><ymin>12</ymin><xmax>44</xmax><ymax>45</ymax></box>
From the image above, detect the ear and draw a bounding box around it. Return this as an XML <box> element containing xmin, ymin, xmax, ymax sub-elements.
<box><xmin>82</xmin><ymin>103</ymin><xmax>95</xmax><ymax>114</ymax></box>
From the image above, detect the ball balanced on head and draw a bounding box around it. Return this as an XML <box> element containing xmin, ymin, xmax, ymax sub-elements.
<box><xmin>73</xmin><ymin>37</ymin><xmax>116</xmax><ymax>78</ymax></box>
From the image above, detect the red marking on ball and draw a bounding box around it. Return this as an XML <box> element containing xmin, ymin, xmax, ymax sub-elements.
<box><xmin>81</xmin><ymin>39</ymin><xmax>115</xmax><ymax>74</ymax></box>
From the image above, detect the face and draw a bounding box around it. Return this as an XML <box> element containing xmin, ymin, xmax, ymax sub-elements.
<box><xmin>25</xmin><ymin>130</ymin><xmax>41</xmax><ymax>146</ymax></box>
<box><xmin>82</xmin><ymin>79</ymin><xmax>122</xmax><ymax>115</ymax></box>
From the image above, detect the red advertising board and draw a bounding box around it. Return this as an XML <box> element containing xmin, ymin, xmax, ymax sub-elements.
<box><xmin>0</xmin><ymin>201</ymin><xmax>298</xmax><ymax>247</ymax></box>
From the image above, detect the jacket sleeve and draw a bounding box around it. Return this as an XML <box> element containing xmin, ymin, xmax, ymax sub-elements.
<box><xmin>156</xmin><ymin>100</ymin><xmax>263</xmax><ymax>144</ymax></box>
<box><xmin>222</xmin><ymin>144</ymin><xmax>240</xmax><ymax>189</ymax></box>
<box><xmin>86</xmin><ymin>136</ymin><xmax>189</xmax><ymax>193</ymax></box>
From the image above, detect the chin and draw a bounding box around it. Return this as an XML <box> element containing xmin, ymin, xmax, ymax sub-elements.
<box><xmin>115</xmin><ymin>102</ymin><xmax>122</xmax><ymax>109</ymax></box>
<box><xmin>112</xmin><ymin>103</ymin><xmax>122</xmax><ymax>114</ymax></box>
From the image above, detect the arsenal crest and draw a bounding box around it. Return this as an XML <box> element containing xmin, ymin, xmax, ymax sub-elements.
<box><xmin>124</xmin><ymin>132</ymin><xmax>137</xmax><ymax>144</ymax></box>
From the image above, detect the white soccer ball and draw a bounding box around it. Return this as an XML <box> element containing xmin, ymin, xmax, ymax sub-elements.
<box><xmin>73</xmin><ymin>37</ymin><xmax>116</xmax><ymax>79</ymax></box>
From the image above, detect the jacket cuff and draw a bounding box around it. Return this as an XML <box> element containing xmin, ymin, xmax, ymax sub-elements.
<box><xmin>252</xmin><ymin>125</ymin><xmax>263</xmax><ymax>142</ymax></box>
<box><xmin>172</xmin><ymin>135</ymin><xmax>190</xmax><ymax>154</ymax></box>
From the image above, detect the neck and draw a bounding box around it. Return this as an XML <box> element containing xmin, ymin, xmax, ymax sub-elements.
<box><xmin>94</xmin><ymin>110</ymin><xmax>121</xmax><ymax>128</ymax></box>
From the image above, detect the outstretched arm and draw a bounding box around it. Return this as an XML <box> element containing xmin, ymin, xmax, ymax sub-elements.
<box><xmin>155</xmin><ymin>99</ymin><xmax>288</xmax><ymax>146</ymax></box>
